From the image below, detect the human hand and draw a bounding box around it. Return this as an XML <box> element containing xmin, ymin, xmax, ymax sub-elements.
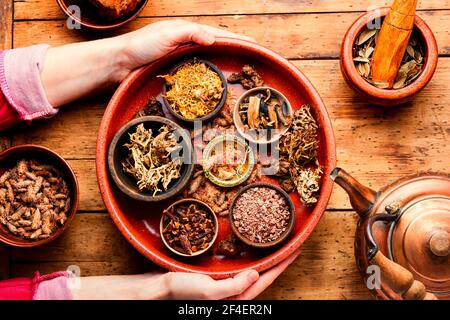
<box><xmin>167</xmin><ymin>249</ymin><xmax>300</xmax><ymax>300</ymax></box>
<box><xmin>69</xmin><ymin>250</ymin><xmax>299</xmax><ymax>300</ymax></box>
<box><xmin>119</xmin><ymin>20</ymin><xmax>255</xmax><ymax>75</ymax></box>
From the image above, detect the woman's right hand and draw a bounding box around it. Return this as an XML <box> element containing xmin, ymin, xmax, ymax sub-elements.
<box><xmin>69</xmin><ymin>250</ymin><xmax>300</xmax><ymax>300</ymax></box>
<box><xmin>167</xmin><ymin>249</ymin><xmax>299</xmax><ymax>300</ymax></box>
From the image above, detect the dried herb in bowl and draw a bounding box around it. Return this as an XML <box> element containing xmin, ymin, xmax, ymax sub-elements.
<box><xmin>161</xmin><ymin>61</ymin><xmax>224</xmax><ymax>120</ymax></box>
<box><xmin>161</xmin><ymin>202</ymin><xmax>216</xmax><ymax>256</ymax></box>
<box><xmin>0</xmin><ymin>159</ymin><xmax>71</xmax><ymax>240</ymax></box>
<box><xmin>122</xmin><ymin>123</ymin><xmax>183</xmax><ymax>196</ymax></box>
<box><xmin>353</xmin><ymin>27</ymin><xmax>424</xmax><ymax>89</ymax></box>
<box><xmin>276</xmin><ymin>105</ymin><xmax>322</xmax><ymax>206</ymax></box>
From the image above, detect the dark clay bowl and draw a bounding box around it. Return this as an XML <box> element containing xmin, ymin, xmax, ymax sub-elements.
<box><xmin>229</xmin><ymin>182</ymin><xmax>296</xmax><ymax>249</ymax></box>
<box><xmin>0</xmin><ymin>145</ymin><xmax>79</xmax><ymax>247</ymax></box>
<box><xmin>340</xmin><ymin>8</ymin><xmax>438</xmax><ymax>107</ymax></box>
<box><xmin>160</xmin><ymin>199</ymin><xmax>218</xmax><ymax>257</ymax></box>
<box><xmin>56</xmin><ymin>0</ymin><xmax>148</xmax><ymax>30</ymax></box>
<box><xmin>108</xmin><ymin>116</ymin><xmax>194</xmax><ymax>202</ymax></box>
<box><xmin>161</xmin><ymin>59</ymin><xmax>228</xmax><ymax>123</ymax></box>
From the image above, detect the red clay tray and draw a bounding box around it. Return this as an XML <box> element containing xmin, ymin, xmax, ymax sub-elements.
<box><xmin>96</xmin><ymin>38</ymin><xmax>336</xmax><ymax>278</ymax></box>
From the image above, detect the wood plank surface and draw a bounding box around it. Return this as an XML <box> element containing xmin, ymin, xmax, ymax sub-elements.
<box><xmin>7</xmin><ymin>0</ymin><xmax>450</xmax><ymax>300</ymax></box>
<box><xmin>0</xmin><ymin>0</ymin><xmax>12</xmax><ymax>49</ymax></box>
<box><xmin>12</xmin><ymin>10</ymin><xmax>450</xmax><ymax>59</ymax></box>
<box><xmin>13</xmin><ymin>0</ymin><xmax>450</xmax><ymax>21</ymax></box>
<box><xmin>10</xmin><ymin>211</ymin><xmax>373</xmax><ymax>300</ymax></box>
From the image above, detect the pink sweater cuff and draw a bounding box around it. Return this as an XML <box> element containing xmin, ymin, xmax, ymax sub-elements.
<box><xmin>33</xmin><ymin>271</ymin><xmax>73</xmax><ymax>300</ymax></box>
<box><xmin>0</xmin><ymin>45</ymin><xmax>58</xmax><ymax>121</ymax></box>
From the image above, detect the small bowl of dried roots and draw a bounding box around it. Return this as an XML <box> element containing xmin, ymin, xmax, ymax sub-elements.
<box><xmin>340</xmin><ymin>8</ymin><xmax>438</xmax><ymax>106</ymax></box>
<box><xmin>0</xmin><ymin>145</ymin><xmax>79</xmax><ymax>247</ymax></box>
<box><xmin>108</xmin><ymin>116</ymin><xmax>194</xmax><ymax>202</ymax></box>
<box><xmin>234</xmin><ymin>87</ymin><xmax>293</xmax><ymax>144</ymax></box>
<box><xmin>161</xmin><ymin>58</ymin><xmax>227</xmax><ymax>123</ymax></box>
<box><xmin>160</xmin><ymin>199</ymin><xmax>218</xmax><ymax>257</ymax></box>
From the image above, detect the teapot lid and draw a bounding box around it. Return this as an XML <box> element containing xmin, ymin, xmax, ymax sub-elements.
<box><xmin>388</xmin><ymin>195</ymin><xmax>450</xmax><ymax>297</ymax></box>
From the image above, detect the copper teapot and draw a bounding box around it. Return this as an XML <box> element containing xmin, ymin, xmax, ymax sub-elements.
<box><xmin>331</xmin><ymin>168</ymin><xmax>449</xmax><ymax>300</ymax></box>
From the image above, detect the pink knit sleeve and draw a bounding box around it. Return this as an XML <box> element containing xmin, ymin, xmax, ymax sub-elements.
<box><xmin>0</xmin><ymin>44</ymin><xmax>58</xmax><ymax>121</ymax></box>
<box><xmin>32</xmin><ymin>271</ymin><xmax>73</xmax><ymax>300</ymax></box>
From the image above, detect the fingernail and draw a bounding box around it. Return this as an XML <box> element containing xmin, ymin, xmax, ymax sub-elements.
<box><xmin>246</xmin><ymin>270</ymin><xmax>259</xmax><ymax>282</ymax></box>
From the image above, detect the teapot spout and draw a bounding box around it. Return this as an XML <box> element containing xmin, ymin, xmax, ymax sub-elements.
<box><xmin>330</xmin><ymin>168</ymin><xmax>378</xmax><ymax>216</ymax></box>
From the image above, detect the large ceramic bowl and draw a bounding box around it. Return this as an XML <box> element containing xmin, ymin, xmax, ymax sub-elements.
<box><xmin>96</xmin><ymin>38</ymin><xmax>336</xmax><ymax>278</ymax></box>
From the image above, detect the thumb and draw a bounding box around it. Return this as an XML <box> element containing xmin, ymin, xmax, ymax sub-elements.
<box><xmin>189</xmin><ymin>26</ymin><xmax>216</xmax><ymax>46</ymax></box>
<box><xmin>208</xmin><ymin>270</ymin><xmax>259</xmax><ymax>300</ymax></box>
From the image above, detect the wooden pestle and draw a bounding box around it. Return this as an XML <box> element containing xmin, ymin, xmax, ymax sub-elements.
<box><xmin>372</xmin><ymin>0</ymin><xmax>418</xmax><ymax>88</ymax></box>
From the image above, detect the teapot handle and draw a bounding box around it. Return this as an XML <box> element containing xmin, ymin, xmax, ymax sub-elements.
<box><xmin>366</xmin><ymin>213</ymin><xmax>438</xmax><ymax>300</ymax></box>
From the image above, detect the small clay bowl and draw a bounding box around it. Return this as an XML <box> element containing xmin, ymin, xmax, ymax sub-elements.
<box><xmin>161</xmin><ymin>59</ymin><xmax>228</xmax><ymax>123</ymax></box>
<box><xmin>229</xmin><ymin>182</ymin><xmax>295</xmax><ymax>248</ymax></box>
<box><xmin>340</xmin><ymin>8</ymin><xmax>438</xmax><ymax>107</ymax></box>
<box><xmin>160</xmin><ymin>198</ymin><xmax>218</xmax><ymax>257</ymax></box>
<box><xmin>0</xmin><ymin>145</ymin><xmax>79</xmax><ymax>248</ymax></box>
<box><xmin>108</xmin><ymin>116</ymin><xmax>194</xmax><ymax>202</ymax></box>
<box><xmin>233</xmin><ymin>86</ymin><xmax>293</xmax><ymax>144</ymax></box>
<box><xmin>202</xmin><ymin>135</ymin><xmax>255</xmax><ymax>188</ymax></box>
<box><xmin>56</xmin><ymin>0</ymin><xmax>148</xmax><ymax>30</ymax></box>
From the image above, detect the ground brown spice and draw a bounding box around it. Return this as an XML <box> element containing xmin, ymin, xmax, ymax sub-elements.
<box><xmin>232</xmin><ymin>187</ymin><xmax>290</xmax><ymax>243</ymax></box>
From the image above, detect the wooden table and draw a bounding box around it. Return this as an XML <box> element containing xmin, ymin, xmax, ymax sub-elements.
<box><xmin>0</xmin><ymin>0</ymin><xmax>449</xmax><ymax>300</ymax></box>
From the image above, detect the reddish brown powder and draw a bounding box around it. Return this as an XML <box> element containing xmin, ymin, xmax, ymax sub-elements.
<box><xmin>232</xmin><ymin>187</ymin><xmax>290</xmax><ymax>243</ymax></box>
